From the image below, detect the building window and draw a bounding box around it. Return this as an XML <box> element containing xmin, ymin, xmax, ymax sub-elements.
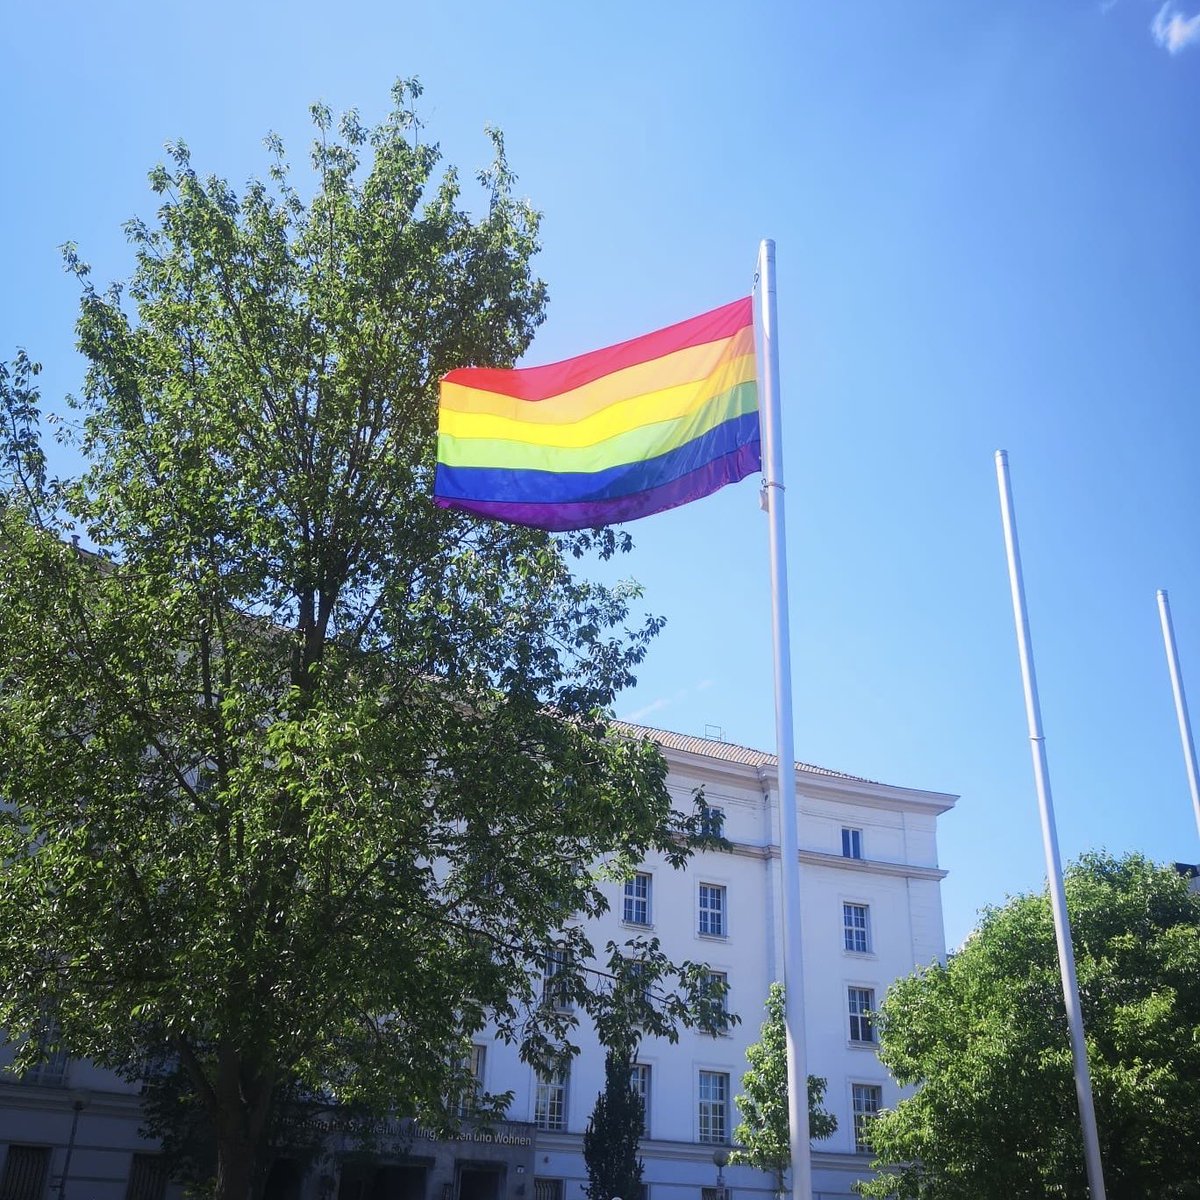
<box><xmin>125</xmin><ymin>1153</ymin><xmax>169</xmax><ymax>1200</ymax></box>
<box><xmin>0</xmin><ymin>1145</ymin><xmax>51</xmax><ymax>1200</ymax></box>
<box><xmin>630</xmin><ymin>1063</ymin><xmax>650</xmax><ymax>1135</ymax></box>
<box><xmin>535</xmin><ymin>1070</ymin><xmax>568</xmax><ymax>1131</ymax></box>
<box><xmin>698</xmin><ymin>884</ymin><xmax>727</xmax><ymax>937</ymax></box>
<box><xmin>623</xmin><ymin>873</ymin><xmax>652</xmax><ymax>925</ymax></box>
<box><xmin>699</xmin><ymin>803</ymin><xmax>725</xmax><ymax>838</ymax></box>
<box><xmin>20</xmin><ymin>1046</ymin><xmax>69</xmax><ymax>1086</ymax></box>
<box><xmin>534</xmin><ymin>1181</ymin><xmax>564</xmax><ymax>1200</ymax></box>
<box><xmin>698</xmin><ymin>1070</ymin><xmax>730</xmax><ymax>1143</ymax></box>
<box><xmin>841</xmin><ymin>827</ymin><xmax>863</xmax><ymax>859</ymax></box>
<box><xmin>470</xmin><ymin>1043</ymin><xmax>487</xmax><ymax>1081</ymax></box>
<box><xmin>848</xmin><ymin>987</ymin><xmax>875</xmax><ymax>1043</ymax></box>
<box><xmin>852</xmin><ymin>1083</ymin><xmax>882</xmax><ymax>1151</ymax></box>
<box><xmin>623</xmin><ymin>956</ymin><xmax>653</xmax><ymax>1006</ymax></box>
<box><xmin>843</xmin><ymin>903</ymin><xmax>871</xmax><ymax>954</ymax></box>
<box><xmin>457</xmin><ymin>1044</ymin><xmax>487</xmax><ymax>1115</ymax></box>
<box><xmin>704</xmin><ymin>971</ymin><xmax>730</xmax><ymax>1034</ymax></box>
<box><xmin>20</xmin><ymin>1021</ymin><xmax>69</xmax><ymax>1087</ymax></box>
<box><xmin>542</xmin><ymin>946</ymin><xmax>573</xmax><ymax>1011</ymax></box>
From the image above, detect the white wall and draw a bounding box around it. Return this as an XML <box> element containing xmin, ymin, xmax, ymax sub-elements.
<box><xmin>494</xmin><ymin>733</ymin><xmax>956</xmax><ymax>1198</ymax></box>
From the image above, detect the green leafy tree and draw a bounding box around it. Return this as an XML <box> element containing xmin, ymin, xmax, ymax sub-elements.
<box><xmin>583</xmin><ymin>1046</ymin><xmax>645</xmax><ymax>1200</ymax></box>
<box><xmin>858</xmin><ymin>853</ymin><xmax>1200</xmax><ymax>1200</ymax></box>
<box><xmin>731</xmin><ymin>982</ymin><xmax>837</xmax><ymax>1196</ymax></box>
<box><xmin>0</xmin><ymin>83</ymin><xmax>720</xmax><ymax>1200</ymax></box>
<box><xmin>581</xmin><ymin>941</ymin><xmax>736</xmax><ymax>1200</ymax></box>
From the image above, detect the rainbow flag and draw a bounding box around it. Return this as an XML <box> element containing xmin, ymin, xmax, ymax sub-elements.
<box><xmin>433</xmin><ymin>297</ymin><xmax>759</xmax><ymax>531</ymax></box>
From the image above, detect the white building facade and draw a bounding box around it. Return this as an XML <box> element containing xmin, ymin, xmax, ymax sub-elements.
<box><xmin>493</xmin><ymin>724</ymin><xmax>956</xmax><ymax>1200</ymax></box>
<box><xmin>0</xmin><ymin>724</ymin><xmax>955</xmax><ymax>1200</ymax></box>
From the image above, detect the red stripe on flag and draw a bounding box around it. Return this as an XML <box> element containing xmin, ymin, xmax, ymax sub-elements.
<box><xmin>441</xmin><ymin>297</ymin><xmax>753</xmax><ymax>402</ymax></box>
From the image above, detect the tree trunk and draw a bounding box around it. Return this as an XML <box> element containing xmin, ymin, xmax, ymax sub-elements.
<box><xmin>214</xmin><ymin>1129</ymin><xmax>259</xmax><ymax>1200</ymax></box>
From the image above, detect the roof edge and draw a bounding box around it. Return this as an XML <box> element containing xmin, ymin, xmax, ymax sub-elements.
<box><xmin>612</xmin><ymin>719</ymin><xmax>958</xmax><ymax>809</ymax></box>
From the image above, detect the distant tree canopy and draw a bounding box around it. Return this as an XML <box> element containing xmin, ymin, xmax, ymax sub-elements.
<box><xmin>858</xmin><ymin>853</ymin><xmax>1200</xmax><ymax>1200</ymax></box>
<box><xmin>0</xmin><ymin>82</ymin><xmax>723</xmax><ymax>1200</ymax></box>
<box><xmin>730</xmin><ymin>981</ymin><xmax>837</xmax><ymax>1196</ymax></box>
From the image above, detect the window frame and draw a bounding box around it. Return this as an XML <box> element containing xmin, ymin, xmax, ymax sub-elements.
<box><xmin>623</xmin><ymin>872</ymin><xmax>652</xmax><ymax>926</ymax></box>
<box><xmin>841</xmin><ymin>826</ymin><xmax>864</xmax><ymax>860</ymax></box>
<box><xmin>620</xmin><ymin>955</ymin><xmax>653</xmax><ymax>1014</ymax></box>
<box><xmin>847</xmin><ymin>986</ymin><xmax>876</xmax><ymax>1044</ymax></box>
<box><xmin>697</xmin><ymin>883</ymin><xmax>727</xmax><ymax>938</ymax></box>
<box><xmin>1</xmin><ymin>1145</ymin><xmax>51</xmax><ymax>1199</ymax></box>
<box><xmin>535</xmin><ymin>1069</ymin><xmax>568</xmax><ymax>1131</ymax></box>
<box><xmin>630</xmin><ymin>1062</ymin><xmax>651</xmax><ymax>1136</ymax></box>
<box><xmin>697</xmin><ymin>1069</ymin><xmax>730</xmax><ymax>1144</ymax></box>
<box><xmin>851</xmin><ymin>1083</ymin><xmax>882</xmax><ymax>1152</ymax></box>
<box><xmin>542</xmin><ymin>945</ymin><xmax>574</xmax><ymax>1011</ymax></box>
<box><xmin>469</xmin><ymin>1043</ymin><xmax>487</xmax><ymax>1083</ymax></box>
<box><xmin>699</xmin><ymin>803</ymin><xmax>725</xmax><ymax>839</ymax></box>
<box><xmin>124</xmin><ymin>1152</ymin><xmax>169</xmax><ymax>1200</ymax></box>
<box><xmin>842</xmin><ymin>901</ymin><xmax>871</xmax><ymax>954</ymax></box>
<box><xmin>19</xmin><ymin>1019</ymin><xmax>69</xmax><ymax>1087</ymax></box>
<box><xmin>534</xmin><ymin>1180</ymin><xmax>564</xmax><ymax>1200</ymax></box>
<box><xmin>457</xmin><ymin>1043</ymin><xmax>488</xmax><ymax>1116</ymax></box>
<box><xmin>704</xmin><ymin>970</ymin><xmax>730</xmax><ymax>1035</ymax></box>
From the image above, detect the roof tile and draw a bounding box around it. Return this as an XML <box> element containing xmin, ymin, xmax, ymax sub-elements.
<box><xmin>612</xmin><ymin>720</ymin><xmax>878</xmax><ymax>784</ymax></box>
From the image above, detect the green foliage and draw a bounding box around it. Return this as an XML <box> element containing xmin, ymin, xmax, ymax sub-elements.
<box><xmin>583</xmin><ymin>1049</ymin><xmax>645</xmax><ymax>1200</ymax></box>
<box><xmin>0</xmin><ymin>82</ymin><xmax>719</xmax><ymax>1200</ymax></box>
<box><xmin>858</xmin><ymin>853</ymin><xmax>1200</xmax><ymax>1200</ymax></box>
<box><xmin>731</xmin><ymin>982</ymin><xmax>837</xmax><ymax>1195</ymax></box>
<box><xmin>0</xmin><ymin>351</ymin><xmax>46</xmax><ymax>518</ymax></box>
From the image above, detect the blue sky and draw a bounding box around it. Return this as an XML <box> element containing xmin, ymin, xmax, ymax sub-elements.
<box><xmin>3</xmin><ymin>1</ymin><xmax>1199</xmax><ymax>949</ymax></box>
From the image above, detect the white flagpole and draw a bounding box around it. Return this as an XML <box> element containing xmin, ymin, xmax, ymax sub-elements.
<box><xmin>755</xmin><ymin>239</ymin><xmax>814</xmax><ymax>1200</ymax></box>
<box><xmin>1156</xmin><ymin>589</ymin><xmax>1200</xmax><ymax>842</ymax></box>
<box><xmin>994</xmin><ymin>450</ymin><xmax>1108</xmax><ymax>1199</ymax></box>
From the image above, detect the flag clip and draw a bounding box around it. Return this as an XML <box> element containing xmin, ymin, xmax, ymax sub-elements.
<box><xmin>759</xmin><ymin>480</ymin><xmax>783</xmax><ymax>512</ymax></box>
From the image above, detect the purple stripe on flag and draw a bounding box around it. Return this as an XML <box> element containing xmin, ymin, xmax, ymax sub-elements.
<box><xmin>434</xmin><ymin>439</ymin><xmax>762</xmax><ymax>532</ymax></box>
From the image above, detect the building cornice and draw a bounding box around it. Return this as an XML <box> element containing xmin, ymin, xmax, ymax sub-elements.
<box><xmin>721</xmin><ymin>841</ymin><xmax>947</xmax><ymax>881</ymax></box>
<box><xmin>618</xmin><ymin>720</ymin><xmax>957</xmax><ymax>811</ymax></box>
<box><xmin>0</xmin><ymin>1081</ymin><xmax>144</xmax><ymax>1118</ymax></box>
<box><xmin>794</xmin><ymin>773</ymin><xmax>957</xmax><ymax>816</ymax></box>
<box><xmin>534</xmin><ymin>1130</ymin><xmax>877</xmax><ymax>1171</ymax></box>
<box><xmin>658</xmin><ymin>744</ymin><xmax>957</xmax><ymax>818</ymax></box>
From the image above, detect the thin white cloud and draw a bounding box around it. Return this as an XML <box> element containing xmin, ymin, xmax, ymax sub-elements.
<box><xmin>1152</xmin><ymin>2</ymin><xmax>1200</xmax><ymax>52</ymax></box>
<box><xmin>621</xmin><ymin>679</ymin><xmax>716</xmax><ymax>724</ymax></box>
<box><xmin>624</xmin><ymin>697</ymin><xmax>671</xmax><ymax>722</ymax></box>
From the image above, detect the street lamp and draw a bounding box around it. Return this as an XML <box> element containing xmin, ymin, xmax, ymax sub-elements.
<box><xmin>57</xmin><ymin>1094</ymin><xmax>90</xmax><ymax>1200</ymax></box>
<box><xmin>713</xmin><ymin>1149</ymin><xmax>729</xmax><ymax>1198</ymax></box>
